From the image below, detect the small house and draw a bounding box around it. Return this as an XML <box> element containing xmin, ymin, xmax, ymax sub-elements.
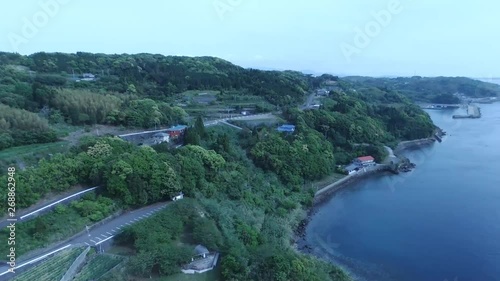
<box><xmin>172</xmin><ymin>192</ymin><xmax>184</xmax><ymax>201</ymax></box>
<box><xmin>182</xmin><ymin>245</ymin><xmax>219</xmax><ymax>274</ymax></box>
<box><xmin>316</xmin><ymin>89</ymin><xmax>329</xmax><ymax>96</ymax></box>
<box><xmin>166</xmin><ymin>125</ymin><xmax>188</xmax><ymax>138</ymax></box>
<box><xmin>354</xmin><ymin>156</ymin><xmax>375</xmax><ymax>166</ymax></box>
<box><xmin>152</xmin><ymin>132</ymin><xmax>170</xmax><ymax>144</ymax></box>
<box><xmin>194</xmin><ymin>245</ymin><xmax>209</xmax><ymax>259</ymax></box>
<box><xmin>277</xmin><ymin>124</ymin><xmax>295</xmax><ymax>133</ymax></box>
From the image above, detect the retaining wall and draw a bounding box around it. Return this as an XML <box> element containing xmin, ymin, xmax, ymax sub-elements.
<box><xmin>60</xmin><ymin>247</ymin><xmax>90</xmax><ymax>281</ymax></box>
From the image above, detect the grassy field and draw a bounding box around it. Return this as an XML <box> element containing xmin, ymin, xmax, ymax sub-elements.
<box><xmin>51</xmin><ymin>123</ymin><xmax>82</xmax><ymax>137</ymax></box>
<box><xmin>179</xmin><ymin>90</ymin><xmax>220</xmax><ymax>98</ymax></box>
<box><xmin>230</xmin><ymin>116</ymin><xmax>283</xmax><ymax>128</ymax></box>
<box><xmin>73</xmin><ymin>254</ymin><xmax>124</xmax><ymax>281</ymax></box>
<box><xmin>106</xmin><ymin>245</ymin><xmax>135</xmax><ymax>256</ymax></box>
<box><xmin>12</xmin><ymin>247</ymin><xmax>85</xmax><ymax>281</ymax></box>
<box><xmin>0</xmin><ymin>141</ymin><xmax>70</xmax><ymax>169</ymax></box>
<box><xmin>177</xmin><ymin>90</ymin><xmax>274</xmax><ymax>118</ymax></box>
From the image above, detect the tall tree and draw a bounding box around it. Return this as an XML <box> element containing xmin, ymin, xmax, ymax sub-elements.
<box><xmin>194</xmin><ymin>115</ymin><xmax>206</xmax><ymax>138</ymax></box>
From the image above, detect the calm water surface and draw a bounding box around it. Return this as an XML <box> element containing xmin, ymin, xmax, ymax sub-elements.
<box><xmin>302</xmin><ymin>103</ymin><xmax>500</xmax><ymax>281</ymax></box>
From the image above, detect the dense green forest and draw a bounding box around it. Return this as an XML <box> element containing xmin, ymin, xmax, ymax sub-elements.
<box><xmin>0</xmin><ymin>51</ymin><xmax>311</xmax><ymax>105</ymax></box>
<box><xmin>344</xmin><ymin>76</ymin><xmax>500</xmax><ymax>102</ymax></box>
<box><xmin>0</xmin><ymin>52</ymin><xmax>314</xmax><ymax>149</ymax></box>
<box><xmin>1</xmin><ymin>128</ymin><xmax>351</xmax><ymax>281</ymax></box>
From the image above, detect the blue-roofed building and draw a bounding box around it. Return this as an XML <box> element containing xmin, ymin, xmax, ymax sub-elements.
<box><xmin>277</xmin><ymin>124</ymin><xmax>296</xmax><ymax>133</ymax></box>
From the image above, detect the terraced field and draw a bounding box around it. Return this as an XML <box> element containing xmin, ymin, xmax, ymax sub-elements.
<box><xmin>73</xmin><ymin>254</ymin><xmax>124</xmax><ymax>281</ymax></box>
<box><xmin>12</xmin><ymin>247</ymin><xmax>85</xmax><ymax>281</ymax></box>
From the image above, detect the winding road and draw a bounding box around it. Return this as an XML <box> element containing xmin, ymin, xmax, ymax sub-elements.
<box><xmin>0</xmin><ymin>202</ymin><xmax>169</xmax><ymax>280</ymax></box>
<box><xmin>0</xmin><ymin>186</ymin><xmax>99</xmax><ymax>230</ymax></box>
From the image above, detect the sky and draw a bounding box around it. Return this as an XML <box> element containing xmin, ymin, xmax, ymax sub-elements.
<box><xmin>0</xmin><ymin>0</ymin><xmax>499</xmax><ymax>77</ymax></box>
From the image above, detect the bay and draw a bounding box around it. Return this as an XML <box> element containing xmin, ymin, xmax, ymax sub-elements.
<box><xmin>301</xmin><ymin>103</ymin><xmax>500</xmax><ymax>281</ymax></box>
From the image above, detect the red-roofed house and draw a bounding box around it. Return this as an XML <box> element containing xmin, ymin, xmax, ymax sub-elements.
<box><xmin>354</xmin><ymin>156</ymin><xmax>375</xmax><ymax>166</ymax></box>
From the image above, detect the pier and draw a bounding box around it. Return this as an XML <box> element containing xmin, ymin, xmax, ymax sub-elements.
<box><xmin>421</xmin><ymin>104</ymin><xmax>461</xmax><ymax>110</ymax></box>
<box><xmin>452</xmin><ymin>104</ymin><xmax>481</xmax><ymax>119</ymax></box>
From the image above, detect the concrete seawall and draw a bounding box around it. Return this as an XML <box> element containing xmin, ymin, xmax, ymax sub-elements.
<box><xmin>313</xmin><ymin>129</ymin><xmax>444</xmax><ymax>203</ymax></box>
<box><xmin>314</xmin><ymin>165</ymin><xmax>391</xmax><ymax>203</ymax></box>
<box><xmin>394</xmin><ymin>138</ymin><xmax>436</xmax><ymax>155</ymax></box>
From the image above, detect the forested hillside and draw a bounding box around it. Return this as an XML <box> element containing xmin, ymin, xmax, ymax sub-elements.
<box><xmin>0</xmin><ymin>52</ymin><xmax>313</xmax><ymax>150</ymax></box>
<box><xmin>344</xmin><ymin>76</ymin><xmax>500</xmax><ymax>102</ymax></box>
<box><xmin>0</xmin><ymin>52</ymin><xmax>310</xmax><ymax>105</ymax></box>
<box><xmin>0</xmin><ymin>51</ymin><xmax>442</xmax><ymax>281</ymax></box>
<box><xmin>0</xmin><ymin>128</ymin><xmax>351</xmax><ymax>281</ymax></box>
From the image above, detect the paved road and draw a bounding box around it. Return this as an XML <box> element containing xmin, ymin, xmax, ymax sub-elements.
<box><xmin>315</xmin><ymin>164</ymin><xmax>389</xmax><ymax>197</ymax></box>
<box><xmin>300</xmin><ymin>92</ymin><xmax>317</xmax><ymax>110</ymax></box>
<box><xmin>0</xmin><ymin>202</ymin><xmax>169</xmax><ymax>280</ymax></box>
<box><xmin>204</xmin><ymin>113</ymin><xmax>275</xmax><ymax>127</ymax></box>
<box><xmin>0</xmin><ymin>187</ymin><xmax>99</xmax><ymax>229</ymax></box>
<box><xmin>219</xmin><ymin>121</ymin><xmax>243</xmax><ymax>130</ymax></box>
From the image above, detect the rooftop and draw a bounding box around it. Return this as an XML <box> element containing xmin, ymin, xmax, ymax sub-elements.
<box><xmin>167</xmin><ymin>125</ymin><xmax>188</xmax><ymax>131</ymax></box>
<box><xmin>195</xmin><ymin>245</ymin><xmax>209</xmax><ymax>255</ymax></box>
<box><xmin>345</xmin><ymin>163</ymin><xmax>359</xmax><ymax>171</ymax></box>
<box><xmin>357</xmin><ymin>156</ymin><xmax>374</xmax><ymax>162</ymax></box>
<box><xmin>277</xmin><ymin>124</ymin><xmax>295</xmax><ymax>132</ymax></box>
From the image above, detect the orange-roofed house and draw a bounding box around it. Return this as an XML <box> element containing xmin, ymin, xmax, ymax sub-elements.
<box><xmin>354</xmin><ymin>156</ymin><xmax>375</xmax><ymax>167</ymax></box>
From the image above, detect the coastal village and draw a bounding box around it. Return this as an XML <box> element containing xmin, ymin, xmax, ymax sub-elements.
<box><xmin>2</xmin><ymin>51</ymin><xmax>498</xmax><ymax>280</ymax></box>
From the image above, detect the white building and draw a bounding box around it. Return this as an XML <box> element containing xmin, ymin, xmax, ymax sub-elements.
<box><xmin>152</xmin><ymin>132</ymin><xmax>170</xmax><ymax>144</ymax></box>
<box><xmin>353</xmin><ymin>156</ymin><xmax>375</xmax><ymax>166</ymax></box>
<box><xmin>172</xmin><ymin>192</ymin><xmax>184</xmax><ymax>201</ymax></box>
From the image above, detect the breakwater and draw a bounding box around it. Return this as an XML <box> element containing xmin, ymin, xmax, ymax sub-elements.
<box><xmin>394</xmin><ymin>138</ymin><xmax>436</xmax><ymax>155</ymax></box>
<box><xmin>452</xmin><ymin>104</ymin><xmax>481</xmax><ymax>119</ymax></box>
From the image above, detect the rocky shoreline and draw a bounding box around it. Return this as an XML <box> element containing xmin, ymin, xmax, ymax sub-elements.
<box><xmin>294</xmin><ymin>166</ymin><xmax>393</xmax><ymax>253</ymax></box>
<box><xmin>295</xmin><ymin>127</ymin><xmax>445</xmax><ymax>253</ymax></box>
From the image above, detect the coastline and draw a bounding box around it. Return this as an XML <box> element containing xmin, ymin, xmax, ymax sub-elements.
<box><xmin>394</xmin><ymin>137</ymin><xmax>436</xmax><ymax>155</ymax></box>
<box><xmin>295</xmin><ymin>131</ymin><xmax>443</xmax><ymax>256</ymax></box>
<box><xmin>313</xmin><ymin>132</ymin><xmax>441</xmax><ymax>204</ymax></box>
<box><xmin>313</xmin><ymin>164</ymin><xmax>391</xmax><ymax>205</ymax></box>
